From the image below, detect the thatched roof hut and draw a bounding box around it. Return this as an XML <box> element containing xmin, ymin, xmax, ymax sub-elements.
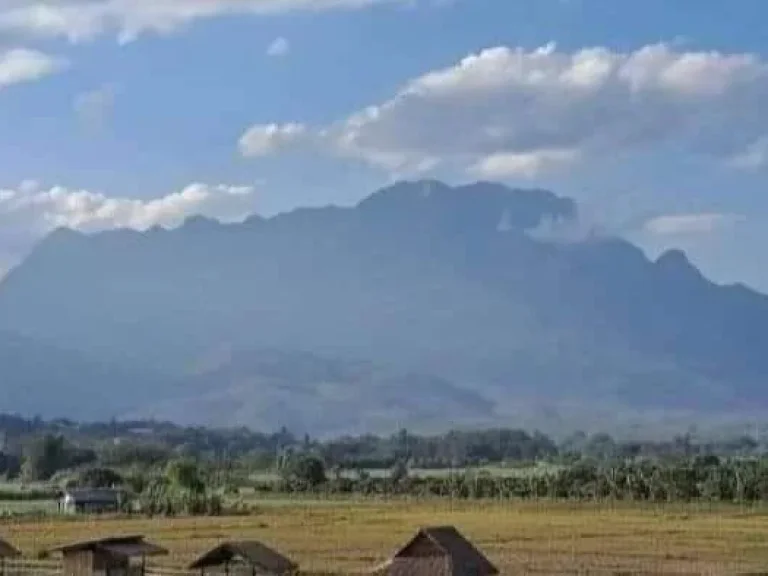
<box><xmin>188</xmin><ymin>540</ymin><xmax>298</xmax><ymax>576</ymax></box>
<box><xmin>0</xmin><ymin>540</ymin><xmax>20</xmax><ymax>559</ymax></box>
<box><xmin>0</xmin><ymin>538</ymin><xmax>21</xmax><ymax>576</ymax></box>
<box><xmin>369</xmin><ymin>526</ymin><xmax>498</xmax><ymax>576</ymax></box>
<box><xmin>49</xmin><ymin>535</ymin><xmax>168</xmax><ymax>576</ymax></box>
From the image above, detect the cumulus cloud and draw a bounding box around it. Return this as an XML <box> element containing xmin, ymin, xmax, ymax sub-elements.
<box><xmin>0</xmin><ymin>181</ymin><xmax>257</xmax><ymax>270</ymax></box>
<box><xmin>644</xmin><ymin>213</ymin><xmax>746</xmax><ymax>237</ymax></box>
<box><xmin>266</xmin><ymin>36</ymin><xmax>290</xmax><ymax>57</ymax></box>
<box><xmin>0</xmin><ymin>180</ymin><xmax>259</xmax><ymax>276</ymax></box>
<box><xmin>0</xmin><ymin>0</ymin><xmax>415</xmax><ymax>43</ymax></box>
<box><xmin>238</xmin><ymin>123</ymin><xmax>308</xmax><ymax>157</ymax></box>
<box><xmin>0</xmin><ymin>182</ymin><xmax>256</xmax><ymax>233</ymax></box>
<box><xmin>470</xmin><ymin>148</ymin><xmax>580</xmax><ymax>179</ymax></box>
<box><xmin>0</xmin><ymin>47</ymin><xmax>66</xmax><ymax>89</ymax></box>
<box><xmin>239</xmin><ymin>42</ymin><xmax>768</xmax><ymax>177</ymax></box>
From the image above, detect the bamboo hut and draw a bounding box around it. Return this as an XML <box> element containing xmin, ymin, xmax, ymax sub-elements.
<box><xmin>49</xmin><ymin>535</ymin><xmax>168</xmax><ymax>576</ymax></box>
<box><xmin>0</xmin><ymin>538</ymin><xmax>20</xmax><ymax>576</ymax></box>
<box><xmin>369</xmin><ymin>526</ymin><xmax>498</xmax><ymax>576</ymax></box>
<box><xmin>189</xmin><ymin>541</ymin><xmax>298</xmax><ymax>576</ymax></box>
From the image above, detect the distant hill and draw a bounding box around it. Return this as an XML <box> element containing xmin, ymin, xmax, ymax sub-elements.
<box><xmin>0</xmin><ymin>331</ymin><xmax>170</xmax><ymax>421</ymax></box>
<box><xmin>126</xmin><ymin>348</ymin><xmax>495</xmax><ymax>437</ymax></box>
<box><xmin>1</xmin><ymin>179</ymin><xmax>767</xmax><ymax>434</ymax></box>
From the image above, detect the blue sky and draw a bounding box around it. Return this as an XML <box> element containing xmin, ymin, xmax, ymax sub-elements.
<box><xmin>1</xmin><ymin>0</ymin><xmax>768</xmax><ymax>290</ymax></box>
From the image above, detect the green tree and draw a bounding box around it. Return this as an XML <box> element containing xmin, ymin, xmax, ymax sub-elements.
<box><xmin>165</xmin><ymin>459</ymin><xmax>205</xmax><ymax>494</ymax></box>
<box><xmin>73</xmin><ymin>467</ymin><xmax>124</xmax><ymax>488</ymax></box>
<box><xmin>282</xmin><ymin>454</ymin><xmax>327</xmax><ymax>488</ymax></box>
<box><xmin>22</xmin><ymin>434</ymin><xmax>67</xmax><ymax>481</ymax></box>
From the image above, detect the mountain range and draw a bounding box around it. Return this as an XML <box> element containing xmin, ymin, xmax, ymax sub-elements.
<box><xmin>1</xmin><ymin>180</ymin><xmax>766</xmax><ymax>437</ymax></box>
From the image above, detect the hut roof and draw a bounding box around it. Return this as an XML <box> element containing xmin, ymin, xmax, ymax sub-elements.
<box><xmin>189</xmin><ymin>540</ymin><xmax>298</xmax><ymax>574</ymax></box>
<box><xmin>371</xmin><ymin>526</ymin><xmax>498</xmax><ymax>576</ymax></box>
<box><xmin>188</xmin><ymin>541</ymin><xmax>297</xmax><ymax>575</ymax></box>
<box><xmin>49</xmin><ymin>536</ymin><xmax>168</xmax><ymax>558</ymax></box>
<box><xmin>0</xmin><ymin>539</ymin><xmax>21</xmax><ymax>559</ymax></box>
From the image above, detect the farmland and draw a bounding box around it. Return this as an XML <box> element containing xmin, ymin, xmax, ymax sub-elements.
<box><xmin>4</xmin><ymin>418</ymin><xmax>768</xmax><ymax>573</ymax></box>
<box><xmin>5</xmin><ymin>499</ymin><xmax>768</xmax><ymax>575</ymax></box>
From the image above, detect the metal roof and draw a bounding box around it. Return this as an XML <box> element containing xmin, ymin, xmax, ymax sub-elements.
<box><xmin>62</xmin><ymin>488</ymin><xmax>121</xmax><ymax>502</ymax></box>
<box><xmin>188</xmin><ymin>540</ymin><xmax>297</xmax><ymax>574</ymax></box>
<box><xmin>49</xmin><ymin>536</ymin><xmax>168</xmax><ymax>558</ymax></box>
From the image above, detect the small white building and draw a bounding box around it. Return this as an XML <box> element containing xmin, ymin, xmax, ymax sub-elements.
<box><xmin>59</xmin><ymin>488</ymin><xmax>122</xmax><ymax>514</ymax></box>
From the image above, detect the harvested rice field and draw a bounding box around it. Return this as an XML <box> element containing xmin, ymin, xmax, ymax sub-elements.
<box><xmin>5</xmin><ymin>500</ymin><xmax>768</xmax><ymax>575</ymax></box>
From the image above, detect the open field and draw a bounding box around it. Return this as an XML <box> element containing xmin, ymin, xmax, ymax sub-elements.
<box><xmin>4</xmin><ymin>501</ymin><xmax>768</xmax><ymax>575</ymax></box>
<box><xmin>0</xmin><ymin>500</ymin><xmax>58</xmax><ymax>514</ymax></box>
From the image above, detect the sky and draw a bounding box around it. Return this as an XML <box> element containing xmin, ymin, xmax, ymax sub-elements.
<box><xmin>1</xmin><ymin>0</ymin><xmax>768</xmax><ymax>290</ymax></box>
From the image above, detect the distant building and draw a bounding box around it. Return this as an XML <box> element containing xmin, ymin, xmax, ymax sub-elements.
<box><xmin>49</xmin><ymin>535</ymin><xmax>168</xmax><ymax>576</ymax></box>
<box><xmin>59</xmin><ymin>488</ymin><xmax>123</xmax><ymax>514</ymax></box>
<box><xmin>369</xmin><ymin>526</ymin><xmax>498</xmax><ymax>576</ymax></box>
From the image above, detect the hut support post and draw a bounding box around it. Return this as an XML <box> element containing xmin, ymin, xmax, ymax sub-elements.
<box><xmin>225</xmin><ymin>560</ymin><xmax>230</xmax><ymax>576</ymax></box>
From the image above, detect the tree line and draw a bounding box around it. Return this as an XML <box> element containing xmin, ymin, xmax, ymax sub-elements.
<box><xmin>252</xmin><ymin>453</ymin><xmax>768</xmax><ymax>504</ymax></box>
<box><xmin>8</xmin><ymin>443</ymin><xmax>768</xmax><ymax>516</ymax></box>
<box><xmin>62</xmin><ymin>453</ymin><xmax>768</xmax><ymax>510</ymax></box>
<box><xmin>1</xmin><ymin>413</ymin><xmax>765</xmax><ymax>483</ymax></box>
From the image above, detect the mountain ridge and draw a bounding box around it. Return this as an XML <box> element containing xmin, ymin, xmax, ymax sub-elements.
<box><xmin>1</xmin><ymin>179</ymin><xmax>766</xmax><ymax>434</ymax></box>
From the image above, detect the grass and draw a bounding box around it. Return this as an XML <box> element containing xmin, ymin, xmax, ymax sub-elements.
<box><xmin>0</xmin><ymin>500</ymin><xmax>59</xmax><ymax>514</ymax></box>
<box><xmin>4</xmin><ymin>500</ymin><xmax>768</xmax><ymax>575</ymax></box>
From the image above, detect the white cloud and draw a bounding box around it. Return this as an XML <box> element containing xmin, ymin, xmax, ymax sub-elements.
<box><xmin>644</xmin><ymin>213</ymin><xmax>746</xmax><ymax>237</ymax></box>
<box><xmin>470</xmin><ymin>148</ymin><xmax>580</xmax><ymax>179</ymax></box>
<box><xmin>239</xmin><ymin>42</ymin><xmax>768</xmax><ymax>177</ymax></box>
<box><xmin>0</xmin><ymin>181</ymin><xmax>259</xmax><ymax>276</ymax></box>
<box><xmin>238</xmin><ymin>123</ymin><xmax>308</xmax><ymax>157</ymax></box>
<box><xmin>0</xmin><ymin>180</ymin><xmax>256</xmax><ymax>236</ymax></box>
<box><xmin>267</xmin><ymin>36</ymin><xmax>290</xmax><ymax>57</ymax></box>
<box><xmin>0</xmin><ymin>0</ymin><xmax>415</xmax><ymax>43</ymax></box>
<box><xmin>0</xmin><ymin>47</ymin><xmax>66</xmax><ymax>89</ymax></box>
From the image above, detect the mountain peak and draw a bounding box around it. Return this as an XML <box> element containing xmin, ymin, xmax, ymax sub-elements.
<box><xmin>356</xmin><ymin>179</ymin><xmax>452</xmax><ymax>209</ymax></box>
<box><xmin>41</xmin><ymin>226</ymin><xmax>85</xmax><ymax>244</ymax></box>
<box><xmin>180</xmin><ymin>215</ymin><xmax>223</xmax><ymax>232</ymax></box>
<box><xmin>655</xmin><ymin>248</ymin><xmax>704</xmax><ymax>280</ymax></box>
<box><xmin>356</xmin><ymin>179</ymin><xmax>577</xmax><ymax>233</ymax></box>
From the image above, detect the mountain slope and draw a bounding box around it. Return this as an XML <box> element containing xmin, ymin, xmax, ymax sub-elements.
<box><xmin>1</xmin><ymin>179</ymin><xmax>767</xmax><ymax>429</ymax></box>
<box><xmin>0</xmin><ymin>331</ymin><xmax>172</xmax><ymax>420</ymax></box>
<box><xmin>126</xmin><ymin>348</ymin><xmax>495</xmax><ymax>437</ymax></box>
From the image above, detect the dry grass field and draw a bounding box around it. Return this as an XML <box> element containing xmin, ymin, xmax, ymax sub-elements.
<box><xmin>4</xmin><ymin>500</ymin><xmax>768</xmax><ymax>575</ymax></box>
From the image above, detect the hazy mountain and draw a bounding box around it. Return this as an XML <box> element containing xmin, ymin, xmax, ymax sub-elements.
<box><xmin>126</xmin><ymin>348</ymin><xmax>495</xmax><ymax>437</ymax></box>
<box><xmin>0</xmin><ymin>331</ymin><xmax>170</xmax><ymax>421</ymax></box>
<box><xmin>1</xmin><ymin>179</ymin><xmax>767</xmax><ymax>432</ymax></box>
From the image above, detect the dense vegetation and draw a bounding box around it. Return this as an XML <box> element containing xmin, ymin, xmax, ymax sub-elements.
<box><xmin>2</xmin><ymin>414</ymin><xmax>768</xmax><ymax>516</ymax></box>
<box><xmin>1</xmin><ymin>414</ymin><xmax>762</xmax><ymax>473</ymax></box>
<box><xmin>286</xmin><ymin>457</ymin><xmax>768</xmax><ymax>503</ymax></box>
